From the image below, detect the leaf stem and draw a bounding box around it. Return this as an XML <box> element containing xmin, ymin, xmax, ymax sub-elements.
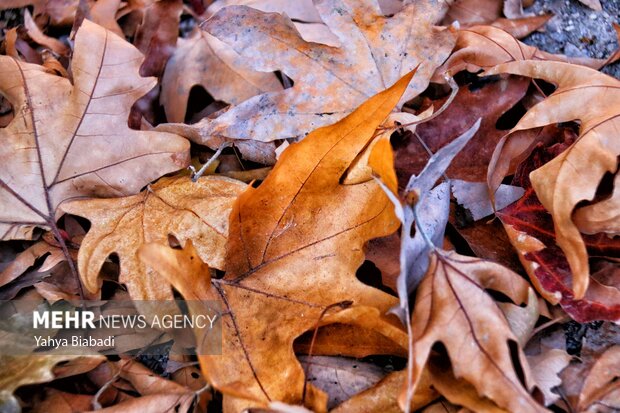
<box><xmin>50</xmin><ymin>222</ymin><xmax>85</xmax><ymax>302</ymax></box>
<box><xmin>190</xmin><ymin>142</ymin><xmax>232</xmax><ymax>182</ymax></box>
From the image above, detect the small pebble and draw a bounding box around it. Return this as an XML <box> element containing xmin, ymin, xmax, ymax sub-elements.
<box><xmin>589</xmin><ymin>13</ymin><xmax>597</xmax><ymax>19</ymax></box>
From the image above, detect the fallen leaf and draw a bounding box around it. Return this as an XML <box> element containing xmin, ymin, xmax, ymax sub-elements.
<box><xmin>0</xmin><ymin>241</ymin><xmax>61</xmax><ymax>288</ymax></box>
<box><xmin>23</xmin><ymin>9</ymin><xmax>70</xmax><ymax>56</ymax></box>
<box><xmin>0</xmin><ymin>19</ymin><xmax>189</xmax><ymax>242</ymax></box>
<box><xmin>62</xmin><ymin>175</ymin><xmax>245</xmax><ymax>300</ymax></box>
<box><xmin>442</xmin><ymin>0</ymin><xmax>503</xmax><ymax>26</ymax></box>
<box><xmin>140</xmin><ymin>74</ymin><xmax>414</xmax><ymax>411</ymax></box>
<box><xmin>496</xmin><ymin>138</ymin><xmax>620</xmax><ymax>322</ymax></box>
<box><xmin>383</xmin><ymin>119</ymin><xmax>481</xmax><ymax>323</ymax></box>
<box><xmin>490</xmin><ymin>15</ymin><xmax>552</xmax><ymax>39</ymax></box>
<box><xmin>89</xmin><ymin>0</ymin><xmax>125</xmax><ymax>37</ymax></box>
<box><xmin>578</xmin><ymin>345</ymin><xmax>620</xmax><ymax>412</ymax></box>
<box><xmin>159</xmin><ymin>0</ymin><xmax>455</xmax><ymax>145</ymax></box>
<box><xmin>294</xmin><ymin>324</ymin><xmax>407</xmax><ymax>359</ymax></box>
<box><xmin>577</xmin><ymin>0</ymin><xmax>602</xmax><ymax>11</ymax></box>
<box><xmin>0</xmin><ymin>0</ymin><xmax>78</xmax><ymax>26</ymax></box>
<box><xmin>298</xmin><ymin>355</ymin><xmax>389</xmax><ymax>409</ymax></box>
<box><xmin>527</xmin><ymin>349</ymin><xmax>572</xmax><ymax>406</ymax></box>
<box><xmin>133</xmin><ymin>0</ymin><xmax>183</xmax><ymax>77</ymax></box>
<box><xmin>0</xmin><ymin>353</ymin><xmax>104</xmax><ymax>412</ymax></box>
<box><xmin>32</xmin><ymin>389</ymin><xmax>94</xmax><ymax>413</ymax></box>
<box><xmin>404</xmin><ymin>250</ymin><xmax>545</xmax><ymax>412</ymax></box>
<box><xmin>574</xmin><ymin>173</ymin><xmax>620</xmax><ymax>235</ymax></box>
<box><xmin>396</xmin><ymin>76</ymin><xmax>530</xmax><ymax>186</ymax></box>
<box><xmin>452</xmin><ymin>180</ymin><xmax>524</xmax><ymax>221</ymax></box>
<box><xmin>160</xmin><ymin>28</ymin><xmax>283</xmax><ymax>123</ymax></box>
<box><xmin>487</xmin><ymin>60</ymin><xmax>620</xmax><ymax>299</ymax></box>
<box><xmin>331</xmin><ymin>370</ymin><xmax>438</xmax><ymax>413</ymax></box>
<box><xmin>437</xmin><ymin>25</ymin><xmax>613</xmax><ymax>79</ymax></box>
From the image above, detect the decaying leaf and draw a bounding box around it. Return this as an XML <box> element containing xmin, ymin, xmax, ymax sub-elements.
<box><xmin>487</xmin><ymin>60</ymin><xmax>620</xmax><ymax>299</ymax></box>
<box><xmin>0</xmin><ymin>19</ymin><xmax>189</xmax><ymax>241</ymax></box>
<box><xmin>496</xmin><ymin>137</ymin><xmax>620</xmax><ymax>322</ymax></box>
<box><xmin>452</xmin><ymin>180</ymin><xmax>524</xmax><ymax>221</ymax></box>
<box><xmin>140</xmin><ymin>74</ymin><xmax>414</xmax><ymax>412</ymax></box>
<box><xmin>158</xmin><ymin>0</ymin><xmax>455</xmax><ymax>147</ymax></box>
<box><xmin>61</xmin><ymin>175</ymin><xmax>245</xmax><ymax>300</ymax></box>
<box><xmin>0</xmin><ymin>354</ymin><xmax>105</xmax><ymax>412</ymax></box>
<box><xmin>578</xmin><ymin>345</ymin><xmax>620</xmax><ymax>412</ymax></box>
<box><xmin>527</xmin><ymin>349</ymin><xmax>572</xmax><ymax>406</ymax></box>
<box><xmin>133</xmin><ymin>0</ymin><xmax>183</xmax><ymax>77</ymax></box>
<box><xmin>396</xmin><ymin>76</ymin><xmax>529</xmax><ymax>185</ymax></box>
<box><xmin>160</xmin><ymin>29</ymin><xmax>283</xmax><ymax>123</ymax></box>
<box><xmin>404</xmin><ymin>250</ymin><xmax>545</xmax><ymax>412</ymax></box>
<box><xmin>298</xmin><ymin>355</ymin><xmax>389</xmax><ymax>409</ymax></box>
<box><xmin>437</xmin><ymin>25</ymin><xmax>614</xmax><ymax>79</ymax></box>
<box><xmin>574</xmin><ymin>173</ymin><xmax>620</xmax><ymax>235</ymax></box>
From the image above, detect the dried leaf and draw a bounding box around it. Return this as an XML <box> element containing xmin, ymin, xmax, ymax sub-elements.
<box><xmin>437</xmin><ymin>25</ymin><xmax>611</xmax><ymax>79</ymax></box>
<box><xmin>160</xmin><ymin>29</ymin><xmax>283</xmax><ymax>123</ymax></box>
<box><xmin>298</xmin><ymin>355</ymin><xmax>388</xmax><ymax>409</ymax></box>
<box><xmin>23</xmin><ymin>9</ymin><xmax>70</xmax><ymax>56</ymax></box>
<box><xmin>133</xmin><ymin>0</ymin><xmax>183</xmax><ymax>77</ymax></box>
<box><xmin>0</xmin><ymin>241</ymin><xmax>61</xmax><ymax>288</ymax></box>
<box><xmin>397</xmin><ymin>76</ymin><xmax>526</xmax><ymax>185</ymax></box>
<box><xmin>442</xmin><ymin>0</ymin><xmax>503</xmax><ymax>26</ymax></box>
<box><xmin>404</xmin><ymin>250</ymin><xmax>545</xmax><ymax>412</ymax></box>
<box><xmin>331</xmin><ymin>370</ymin><xmax>438</xmax><ymax>413</ymax></box>
<box><xmin>452</xmin><ymin>180</ymin><xmax>524</xmax><ymax>221</ymax></box>
<box><xmin>0</xmin><ymin>20</ymin><xmax>190</xmax><ymax>241</ymax></box>
<box><xmin>574</xmin><ymin>173</ymin><xmax>620</xmax><ymax>235</ymax></box>
<box><xmin>140</xmin><ymin>74</ymin><xmax>414</xmax><ymax>411</ymax></box>
<box><xmin>577</xmin><ymin>0</ymin><xmax>602</xmax><ymax>11</ymax></box>
<box><xmin>578</xmin><ymin>345</ymin><xmax>620</xmax><ymax>412</ymax></box>
<box><xmin>487</xmin><ymin>60</ymin><xmax>620</xmax><ymax>299</ymax></box>
<box><xmin>406</xmin><ymin>119</ymin><xmax>481</xmax><ymax>196</ymax></box>
<box><xmin>160</xmin><ymin>0</ymin><xmax>455</xmax><ymax>145</ymax></box>
<box><xmin>0</xmin><ymin>354</ymin><xmax>104</xmax><ymax>412</ymax></box>
<box><xmin>527</xmin><ymin>349</ymin><xmax>572</xmax><ymax>406</ymax></box>
<box><xmin>496</xmin><ymin>138</ymin><xmax>620</xmax><ymax>322</ymax></box>
<box><xmin>62</xmin><ymin>175</ymin><xmax>244</xmax><ymax>300</ymax></box>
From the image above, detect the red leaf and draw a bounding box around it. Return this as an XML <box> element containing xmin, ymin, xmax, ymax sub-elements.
<box><xmin>497</xmin><ymin>130</ymin><xmax>620</xmax><ymax>322</ymax></box>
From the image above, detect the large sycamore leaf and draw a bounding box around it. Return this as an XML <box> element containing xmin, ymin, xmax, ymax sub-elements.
<box><xmin>162</xmin><ymin>0</ymin><xmax>455</xmax><ymax>144</ymax></box>
<box><xmin>487</xmin><ymin>61</ymin><xmax>620</xmax><ymax>299</ymax></box>
<box><xmin>405</xmin><ymin>250</ymin><xmax>546</xmax><ymax>413</ymax></box>
<box><xmin>0</xmin><ymin>19</ymin><xmax>190</xmax><ymax>241</ymax></box>
<box><xmin>140</xmin><ymin>74</ymin><xmax>414</xmax><ymax>412</ymax></box>
<box><xmin>61</xmin><ymin>176</ymin><xmax>245</xmax><ymax>300</ymax></box>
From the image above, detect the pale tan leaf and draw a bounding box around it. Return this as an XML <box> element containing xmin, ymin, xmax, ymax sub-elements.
<box><xmin>62</xmin><ymin>175</ymin><xmax>244</xmax><ymax>300</ymax></box>
<box><xmin>0</xmin><ymin>20</ymin><xmax>189</xmax><ymax>241</ymax></box>
<box><xmin>158</xmin><ymin>0</ymin><xmax>455</xmax><ymax>148</ymax></box>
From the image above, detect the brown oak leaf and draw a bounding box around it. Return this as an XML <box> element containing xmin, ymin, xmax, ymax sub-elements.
<box><xmin>404</xmin><ymin>250</ymin><xmax>546</xmax><ymax>412</ymax></box>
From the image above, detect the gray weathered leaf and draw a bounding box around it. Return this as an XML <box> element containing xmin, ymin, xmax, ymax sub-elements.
<box><xmin>405</xmin><ymin>119</ymin><xmax>481</xmax><ymax>196</ymax></box>
<box><xmin>452</xmin><ymin>180</ymin><xmax>524</xmax><ymax>221</ymax></box>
